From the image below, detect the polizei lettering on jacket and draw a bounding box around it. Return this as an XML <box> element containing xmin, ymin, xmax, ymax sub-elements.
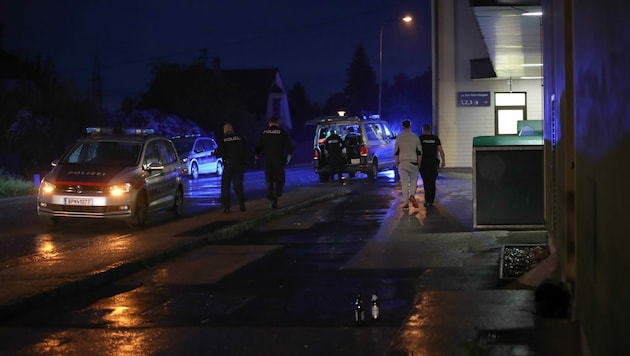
<box><xmin>263</xmin><ymin>129</ymin><xmax>282</xmax><ymax>135</ymax></box>
<box><xmin>224</xmin><ymin>136</ymin><xmax>242</xmax><ymax>142</ymax></box>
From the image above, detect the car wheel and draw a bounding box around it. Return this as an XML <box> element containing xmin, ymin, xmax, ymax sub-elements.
<box><xmin>216</xmin><ymin>160</ymin><xmax>224</xmax><ymax>176</ymax></box>
<box><xmin>367</xmin><ymin>159</ymin><xmax>378</xmax><ymax>181</ymax></box>
<box><xmin>131</xmin><ymin>192</ymin><xmax>148</xmax><ymax>227</ymax></box>
<box><xmin>173</xmin><ymin>186</ymin><xmax>184</xmax><ymax>217</ymax></box>
<box><xmin>191</xmin><ymin>162</ymin><xmax>199</xmax><ymax>179</ymax></box>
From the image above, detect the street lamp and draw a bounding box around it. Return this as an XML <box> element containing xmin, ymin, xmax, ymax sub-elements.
<box><xmin>378</xmin><ymin>15</ymin><xmax>413</xmax><ymax>118</ymax></box>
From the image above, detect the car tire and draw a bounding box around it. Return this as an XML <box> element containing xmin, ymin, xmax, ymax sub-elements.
<box><xmin>173</xmin><ymin>186</ymin><xmax>184</xmax><ymax>217</ymax></box>
<box><xmin>191</xmin><ymin>162</ymin><xmax>199</xmax><ymax>179</ymax></box>
<box><xmin>367</xmin><ymin>159</ymin><xmax>378</xmax><ymax>181</ymax></box>
<box><xmin>216</xmin><ymin>160</ymin><xmax>224</xmax><ymax>176</ymax></box>
<box><xmin>131</xmin><ymin>192</ymin><xmax>148</xmax><ymax>227</ymax></box>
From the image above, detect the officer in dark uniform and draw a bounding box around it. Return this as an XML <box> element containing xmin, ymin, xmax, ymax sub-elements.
<box><xmin>255</xmin><ymin>116</ymin><xmax>294</xmax><ymax>209</ymax></box>
<box><xmin>325</xmin><ymin>129</ymin><xmax>345</xmax><ymax>184</ymax></box>
<box><xmin>419</xmin><ymin>124</ymin><xmax>446</xmax><ymax>207</ymax></box>
<box><xmin>214</xmin><ymin>123</ymin><xmax>250</xmax><ymax>213</ymax></box>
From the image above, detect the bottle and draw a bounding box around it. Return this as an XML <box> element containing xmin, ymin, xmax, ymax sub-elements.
<box><xmin>354</xmin><ymin>294</ymin><xmax>365</xmax><ymax>325</ymax></box>
<box><xmin>371</xmin><ymin>290</ymin><xmax>380</xmax><ymax>320</ymax></box>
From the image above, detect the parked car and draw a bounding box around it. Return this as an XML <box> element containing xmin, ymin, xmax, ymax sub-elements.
<box><xmin>171</xmin><ymin>135</ymin><xmax>223</xmax><ymax>179</ymax></box>
<box><xmin>307</xmin><ymin>115</ymin><xmax>398</xmax><ymax>182</ymax></box>
<box><xmin>37</xmin><ymin>127</ymin><xmax>185</xmax><ymax>227</ymax></box>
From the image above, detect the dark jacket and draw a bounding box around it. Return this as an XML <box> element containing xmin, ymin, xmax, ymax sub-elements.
<box><xmin>215</xmin><ymin>133</ymin><xmax>250</xmax><ymax>166</ymax></box>
<box><xmin>255</xmin><ymin>124</ymin><xmax>294</xmax><ymax>160</ymax></box>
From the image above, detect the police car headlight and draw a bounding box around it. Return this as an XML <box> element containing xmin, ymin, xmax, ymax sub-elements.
<box><xmin>108</xmin><ymin>183</ymin><xmax>132</xmax><ymax>196</ymax></box>
<box><xmin>40</xmin><ymin>180</ymin><xmax>55</xmax><ymax>194</ymax></box>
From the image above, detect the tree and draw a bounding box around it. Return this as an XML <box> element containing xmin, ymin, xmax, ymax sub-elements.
<box><xmin>383</xmin><ymin>69</ymin><xmax>432</xmax><ymax>128</ymax></box>
<box><xmin>287</xmin><ymin>82</ymin><xmax>320</xmax><ymax>139</ymax></box>
<box><xmin>343</xmin><ymin>43</ymin><xmax>377</xmax><ymax>116</ymax></box>
<box><xmin>0</xmin><ymin>52</ymin><xmax>104</xmax><ymax>177</ymax></box>
<box><xmin>140</xmin><ymin>58</ymin><xmax>285</xmax><ymax>147</ymax></box>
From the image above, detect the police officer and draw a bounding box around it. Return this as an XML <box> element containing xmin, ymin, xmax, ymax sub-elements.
<box><xmin>255</xmin><ymin>116</ymin><xmax>294</xmax><ymax>209</ymax></box>
<box><xmin>325</xmin><ymin>129</ymin><xmax>345</xmax><ymax>185</ymax></box>
<box><xmin>214</xmin><ymin>123</ymin><xmax>250</xmax><ymax>213</ymax></box>
<box><xmin>419</xmin><ymin>124</ymin><xmax>446</xmax><ymax>207</ymax></box>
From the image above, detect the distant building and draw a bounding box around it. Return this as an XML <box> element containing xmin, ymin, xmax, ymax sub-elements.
<box><xmin>211</xmin><ymin>57</ymin><xmax>292</xmax><ymax>131</ymax></box>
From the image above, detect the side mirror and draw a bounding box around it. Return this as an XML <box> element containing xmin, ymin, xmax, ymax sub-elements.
<box><xmin>145</xmin><ymin>162</ymin><xmax>165</xmax><ymax>171</ymax></box>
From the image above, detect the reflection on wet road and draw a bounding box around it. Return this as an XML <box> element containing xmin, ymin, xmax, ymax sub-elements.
<box><xmin>0</xmin><ymin>166</ymin><xmax>321</xmax><ymax>264</ymax></box>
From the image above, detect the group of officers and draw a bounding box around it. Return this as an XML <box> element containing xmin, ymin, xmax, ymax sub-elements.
<box><xmin>213</xmin><ymin>116</ymin><xmax>293</xmax><ymax>213</ymax></box>
<box><xmin>213</xmin><ymin>117</ymin><xmax>445</xmax><ymax>214</ymax></box>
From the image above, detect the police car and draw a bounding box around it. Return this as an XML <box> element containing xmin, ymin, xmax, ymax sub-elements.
<box><xmin>308</xmin><ymin>114</ymin><xmax>398</xmax><ymax>182</ymax></box>
<box><xmin>171</xmin><ymin>135</ymin><xmax>223</xmax><ymax>179</ymax></box>
<box><xmin>37</xmin><ymin>127</ymin><xmax>185</xmax><ymax>227</ymax></box>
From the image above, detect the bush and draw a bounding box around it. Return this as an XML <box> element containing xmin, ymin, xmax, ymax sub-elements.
<box><xmin>0</xmin><ymin>169</ymin><xmax>37</xmax><ymax>198</ymax></box>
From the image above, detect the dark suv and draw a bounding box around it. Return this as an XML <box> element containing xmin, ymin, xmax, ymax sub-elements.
<box><xmin>308</xmin><ymin>115</ymin><xmax>398</xmax><ymax>182</ymax></box>
<box><xmin>37</xmin><ymin>128</ymin><xmax>185</xmax><ymax>226</ymax></box>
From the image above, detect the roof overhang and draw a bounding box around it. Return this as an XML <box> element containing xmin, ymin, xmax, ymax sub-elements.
<box><xmin>471</xmin><ymin>1</ymin><xmax>543</xmax><ymax>80</ymax></box>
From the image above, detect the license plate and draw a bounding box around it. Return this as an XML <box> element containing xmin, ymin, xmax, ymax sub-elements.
<box><xmin>64</xmin><ymin>197</ymin><xmax>93</xmax><ymax>206</ymax></box>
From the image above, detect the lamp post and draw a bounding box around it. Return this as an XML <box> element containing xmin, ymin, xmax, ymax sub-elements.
<box><xmin>378</xmin><ymin>15</ymin><xmax>413</xmax><ymax>118</ymax></box>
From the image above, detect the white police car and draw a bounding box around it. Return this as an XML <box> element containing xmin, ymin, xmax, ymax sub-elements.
<box><xmin>37</xmin><ymin>128</ymin><xmax>185</xmax><ymax>226</ymax></box>
<box><xmin>171</xmin><ymin>135</ymin><xmax>223</xmax><ymax>179</ymax></box>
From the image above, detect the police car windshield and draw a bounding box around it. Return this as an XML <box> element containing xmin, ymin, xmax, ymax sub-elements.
<box><xmin>61</xmin><ymin>141</ymin><xmax>142</xmax><ymax>167</ymax></box>
<box><xmin>172</xmin><ymin>139</ymin><xmax>195</xmax><ymax>156</ymax></box>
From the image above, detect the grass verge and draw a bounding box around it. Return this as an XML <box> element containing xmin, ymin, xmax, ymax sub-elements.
<box><xmin>0</xmin><ymin>170</ymin><xmax>38</xmax><ymax>198</ymax></box>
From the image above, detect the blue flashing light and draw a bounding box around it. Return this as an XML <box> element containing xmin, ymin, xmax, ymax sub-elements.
<box><xmin>86</xmin><ymin>127</ymin><xmax>155</xmax><ymax>135</ymax></box>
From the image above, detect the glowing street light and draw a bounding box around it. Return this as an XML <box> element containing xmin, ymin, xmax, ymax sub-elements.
<box><xmin>379</xmin><ymin>15</ymin><xmax>413</xmax><ymax>118</ymax></box>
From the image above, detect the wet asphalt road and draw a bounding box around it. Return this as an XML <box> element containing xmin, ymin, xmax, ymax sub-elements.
<box><xmin>0</xmin><ymin>168</ymin><xmax>478</xmax><ymax>355</ymax></box>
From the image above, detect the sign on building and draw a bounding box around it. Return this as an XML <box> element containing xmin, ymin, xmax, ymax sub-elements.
<box><xmin>457</xmin><ymin>91</ymin><xmax>491</xmax><ymax>107</ymax></box>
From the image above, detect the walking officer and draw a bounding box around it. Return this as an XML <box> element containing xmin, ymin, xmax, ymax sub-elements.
<box><xmin>419</xmin><ymin>124</ymin><xmax>446</xmax><ymax>207</ymax></box>
<box><xmin>214</xmin><ymin>123</ymin><xmax>250</xmax><ymax>213</ymax></box>
<box><xmin>255</xmin><ymin>116</ymin><xmax>294</xmax><ymax>209</ymax></box>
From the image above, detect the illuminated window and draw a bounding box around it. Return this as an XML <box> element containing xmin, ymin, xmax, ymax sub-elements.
<box><xmin>495</xmin><ymin>92</ymin><xmax>527</xmax><ymax>135</ymax></box>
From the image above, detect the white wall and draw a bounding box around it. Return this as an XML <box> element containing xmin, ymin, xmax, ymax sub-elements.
<box><xmin>435</xmin><ymin>0</ymin><xmax>544</xmax><ymax>168</ymax></box>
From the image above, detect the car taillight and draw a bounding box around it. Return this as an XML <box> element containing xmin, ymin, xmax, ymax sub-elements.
<box><xmin>360</xmin><ymin>145</ymin><xmax>368</xmax><ymax>157</ymax></box>
<box><xmin>313</xmin><ymin>149</ymin><xmax>320</xmax><ymax>160</ymax></box>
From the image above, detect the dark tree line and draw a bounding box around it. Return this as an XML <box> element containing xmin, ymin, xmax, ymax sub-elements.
<box><xmin>0</xmin><ymin>43</ymin><xmax>430</xmax><ymax>178</ymax></box>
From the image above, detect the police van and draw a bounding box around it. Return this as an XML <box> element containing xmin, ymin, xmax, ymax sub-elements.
<box><xmin>37</xmin><ymin>127</ymin><xmax>185</xmax><ymax>227</ymax></box>
<box><xmin>308</xmin><ymin>114</ymin><xmax>398</xmax><ymax>182</ymax></box>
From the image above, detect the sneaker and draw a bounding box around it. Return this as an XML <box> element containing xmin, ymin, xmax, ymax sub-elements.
<box><xmin>271</xmin><ymin>198</ymin><xmax>278</xmax><ymax>209</ymax></box>
<box><xmin>402</xmin><ymin>204</ymin><xmax>409</xmax><ymax>210</ymax></box>
<box><xmin>409</xmin><ymin>196</ymin><xmax>419</xmax><ymax>208</ymax></box>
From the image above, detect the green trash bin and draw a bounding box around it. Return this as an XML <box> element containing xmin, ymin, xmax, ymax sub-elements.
<box><xmin>473</xmin><ymin>135</ymin><xmax>544</xmax><ymax>229</ymax></box>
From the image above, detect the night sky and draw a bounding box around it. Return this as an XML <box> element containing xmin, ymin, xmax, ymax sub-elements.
<box><xmin>1</xmin><ymin>0</ymin><xmax>431</xmax><ymax>108</ymax></box>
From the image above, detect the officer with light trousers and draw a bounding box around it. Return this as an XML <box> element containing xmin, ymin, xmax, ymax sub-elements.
<box><xmin>394</xmin><ymin>120</ymin><xmax>422</xmax><ymax>209</ymax></box>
